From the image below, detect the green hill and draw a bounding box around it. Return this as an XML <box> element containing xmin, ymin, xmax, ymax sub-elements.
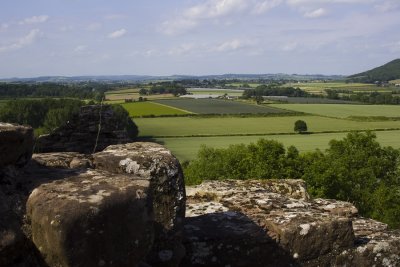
<box><xmin>348</xmin><ymin>59</ymin><xmax>400</xmax><ymax>83</ymax></box>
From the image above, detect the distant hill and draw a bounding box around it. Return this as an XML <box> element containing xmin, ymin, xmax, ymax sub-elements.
<box><xmin>0</xmin><ymin>73</ymin><xmax>345</xmax><ymax>83</ymax></box>
<box><xmin>348</xmin><ymin>59</ymin><xmax>400</xmax><ymax>83</ymax></box>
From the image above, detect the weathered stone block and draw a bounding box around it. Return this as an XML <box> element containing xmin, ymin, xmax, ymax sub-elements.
<box><xmin>0</xmin><ymin>123</ymin><xmax>33</xmax><ymax>168</ymax></box>
<box><xmin>93</xmin><ymin>142</ymin><xmax>186</xmax><ymax>266</ymax></box>
<box><xmin>26</xmin><ymin>170</ymin><xmax>154</xmax><ymax>267</ymax></box>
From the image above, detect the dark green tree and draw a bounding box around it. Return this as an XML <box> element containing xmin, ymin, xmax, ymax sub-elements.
<box><xmin>294</xmin><ymin>120</ymin><xmax>308</xmax><ymax>133</ymax></box>
<box><xmin>302</xmin><ymin>131</ymin><xmax>400</xmax><ymax>228</ymax></box>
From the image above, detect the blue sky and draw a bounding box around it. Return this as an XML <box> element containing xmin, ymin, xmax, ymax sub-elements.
<box><xmin>0</xmin><ymin>0</ymin><xmax>399</xmax><ymax>78</ymax></box>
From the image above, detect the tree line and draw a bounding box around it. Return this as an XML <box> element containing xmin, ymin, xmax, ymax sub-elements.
<box><xmin>0</xmin><ymin>82</ymin><xmax>108</xmax><ymax>101</ymax></box>
<box><xmin>242</xmin><ymin>84</ymin><xmax>310</xmax><ymax>99</ymax></box>
<box><xmin>183</xmin><ymin>132</ymin><xmax>400</xmax><ymax>228</ymax></box>
<box><xmin>0</xmin><ymin>99</ymin><xmax>85</xmax><ymax>134</ymax></box>
<box><xmin>139</xmin><ymin>82</ymin><xmax>187</xmax><ymax>96</ymax></box>
<box><xmin>326</xmin><ymin>89</ymin><xmax>400</xmax><ymax>105</ymax></box>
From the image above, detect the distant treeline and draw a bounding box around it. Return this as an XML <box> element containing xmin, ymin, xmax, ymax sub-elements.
<box><xmin>183</xmin><ymin>132</ymin><xmax>400</xmax><ymax>229</ymax></box>
<box><xmin>0</xmin><ymin>82</ymin><xmax>109</xmax><ymax>100</ymax></box>
<box><xmin>326</xmin><ymin>90</ymin><xmax>400</xmax><ymax>105</ymax></box>
<box><xmin>139</xmin><ymin>82</ymin><xmax>187</xmax><ymax>96</ymax></box>
<box><xmin>242</xmin><ymin>84</ymin><xmax>309</xmax><ymax>98</ymax></box>
<box><xmin>0</xmin><ymin>98</ymin><xmax>85</xmax><ymax>133</ymax></box>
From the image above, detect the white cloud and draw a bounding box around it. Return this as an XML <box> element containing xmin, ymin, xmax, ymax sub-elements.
<box><xmin>1</xmin><ymin>23</ymin><xmax>9</xmax><ymax>31</ymax></box>
<box><xmin>286</xmin><ymin>0</ymin><xmax>373</xmax><ymax>6</ymax></box>
<box><xmin>374</xmin><ymin>0</ymin><xmax>400</xmax><ymax>12</ymax></box>
<box><xmin>107</xmin><ymin>29</ymin><xmax>127</xmax><ymax>39</ymax></box>
<box><xmin>304</xmin><ymin>8</ymin><xmax>327</xmax><ymax>18</ymax></box>
<box><xmin>104</xmin><ymin>14</ymin><xmax>126</xmax><ymax>20</ymax></box>
<box><xmin>162</xmin><ymin>0</ymin><xmax>261</xmax><ymax>35</ymax></box>
<box><xmin>0</xmin><ymin>29</ymin><xmax>40</xmax><ymax>53</ymax></box>
<box><xmin>185</xmin><ymin>0</ymin><xmax>248</xmax><ymax>19</ymax></box>
<box><xmin>161</xmin><ymin>19</ymin><xmax>198</xmax><ymax>35</ymax></box>
<box><xmin>168</xmin><ymin>43</ymin><xmax>196</xmax><ymax>56</ymax></box>
<box><xmin>86</xmin><ymin>23</ymin><xmax>102</xmax><ymax>31</ymax></box>
<box><xmin>282</xmin><ymin>41</ymin><xmax>299</xmax><ymax>51</ymax></box>
<box><xmin>214</xmin><ymin>39</ymin><xmax>251</xmax><ymax>52</ymax></box>
<box><xmin>19</xmin><ymin>15</ymin><xmax>49</xmax><ymax>25</ymax></box>
<box><xmin>253</xmin><ymin>0</ymin><xmax>283</xmax><ymax>14</ymax></box>
<box><xmin>73</xmin><ymin>45</ymin><xmax>87</xmax><ymax>53</ymax></box>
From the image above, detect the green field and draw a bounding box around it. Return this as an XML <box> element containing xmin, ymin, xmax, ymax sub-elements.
<box><xmin>121</xmin><ymin>101</ymin><xmax>192</xmax><ymax>117</ymax></box>
<box><xmin>188</xmin><ymin>88</ymin><xmax>244</xmax><ymax>96</ymax></box>
<box><xmin>285</xmin><ymin>82</ymin><xmax>378</xmax><ymax>92</ymax></box>
<box><xmin>135</xmin><ymin>116</ymin><xmax>400</xmax><ymax>137</ymax></box>
<box><xmin>154</xmin><ymin>99</ymin><xmax>289</xmax><ymax>114</ymax></box>
<box><xmin>154</xmin><ymin>130</ymin><xmax>400</xmax><ymax>161</ymax></box>
<box><xmin>269</xmin><ymin>104</ymin><xmax>400</xmax><ymax>118</ymax></box>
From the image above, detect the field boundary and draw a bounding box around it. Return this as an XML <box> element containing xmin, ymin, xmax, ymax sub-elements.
<box><xmin>140</xmin><ymin>127</ymin><xmax>400</xmax><ymax>138</ymax></box>
<box><xmin>150</xmin><ymin>101</ymin><xmax>195</xmax><ymax>114</ymax></box>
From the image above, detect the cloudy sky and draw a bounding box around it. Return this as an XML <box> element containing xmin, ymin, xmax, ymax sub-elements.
<box><xmin>1</xmin><ymin>0</ymin><xmax>399</xmax><ymax>78</ymax></box>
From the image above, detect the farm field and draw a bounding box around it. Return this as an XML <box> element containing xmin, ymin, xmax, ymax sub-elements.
<box><xmin>269</xmin><ymin>104</ymin><xmax>400</xmax><ymax>118</ymax></box>
<box><xmin>285</xmin><ymin>82</ymin><xmax>378</xmax><ymax>92</ymax></box>
<box><xmin>106</xmin><ymin>92</ymin><xmax>174</xmax><ymax>101</ymax></box>
<box><xmin>121</xmin><ymin>101</ymin><xmax>192</xmax><ymax>117</ymax></box>
<box><xmin>263</xmin><ymin>96</ymin><xmax>355</xmax><ymax>104</ymax></box>
<box><xmin>188</xmin><ymin>88</ymin><xmax>244</xmax><ymax>96</ymax></box>
<box><xmin>135</xmin><ymin>116</ymin><xmax>400</xmax><ymax>137</ymax></box>
<box><xmin>154</xmin><ymin>98</ymin><xmax>289</xmax><ymax>114</ymax></box>
<box><xmin>154</xmin><ymin>130</ymin><xmax>400</xmax><ymax>162</ymax></box>
<box><xmin>155</xmin><ymin>131</ymin><xmax>400</xmax><ymax>162</ymax></box>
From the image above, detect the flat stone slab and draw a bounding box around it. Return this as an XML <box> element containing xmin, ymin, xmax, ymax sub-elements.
<box><xmin>26</xmin><ymin>169</ymin><xmax>153</xmax><ymax>267</ymax></box>
<box><xmin>185</xmin><ymin>180</ymin><xmax>356</xmax><ymax>265</ymax></box>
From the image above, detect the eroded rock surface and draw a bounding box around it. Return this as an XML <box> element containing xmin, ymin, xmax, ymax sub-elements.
<box><xmin>27</xmin><ymin>170</ymin><xmax>153</xmax><ymax>267</ymax></box>
<box><xmin>0</xmin><ymin>123</ymin><xmax>33</xmax><ymax>168</ymax></box>
<box><xmin>0</xmin><ymin>128</ymin><xmax>185</xmax><ymax>267</ymax></box>
<box><xmin>94</xmin><ymin>142</ymin><xmax>186</xmax><ymax>266</ymax></box>
<box><xmin>184</xmin><ymin>180</ymin><xmax>400</xmax><ymax>267</ymax></box>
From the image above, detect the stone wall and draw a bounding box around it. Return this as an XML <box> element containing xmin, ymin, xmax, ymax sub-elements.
<box><xmin>1</xmin><ymin>122</ymin><xmax>400</xmax><ymax>267</ymax></box>
<box><xmin>35</xmin><ymin>105</ymin><xmax>137</xmax><ymax>154</ymax></box>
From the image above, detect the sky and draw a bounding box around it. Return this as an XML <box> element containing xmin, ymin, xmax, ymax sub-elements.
<box><xmin>0</xmin><ymin>0</ymin><xmax>399</xmax><ymax>78</ymax></box>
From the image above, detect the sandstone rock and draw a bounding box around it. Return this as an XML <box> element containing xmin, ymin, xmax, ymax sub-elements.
<box><xmin>35</xmin><ymin>105</ymin><xmax>137</xmax><ymax>154</ymax></box>
<box><xmin>32</xmin><ymin>152</ymin><xmax>92</xmax><ymax>169</ymax></box>
<box><xmin>93</xmin><ymin>142</ymin><xmax>186</xmax><ymax>266</ymax></box>
<box><xmin>184</xmin><ymin>180</ymin><xmax>356</xmax><ymax>266</ymax></box>
<box><xmin>26</xmin><ymin>169</ymin><xmax>154</xmax><ymax>267</ymax></box>
<box><xmin>333</xmin><ymin>218</ymin><xmax>400</xmax><ymax>267</ymax></box>
<box><xmin>0</xmin><ymin>123</ymin><xmax>33</xmax><ymax>168</ymax></box>
<box><xmin>182</xmin><ymin>211</ymin><xmax>297</xmax><ymax>267</ymax></box>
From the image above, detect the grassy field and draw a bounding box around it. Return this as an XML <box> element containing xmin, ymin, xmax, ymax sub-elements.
<box><xmin>269</xmin><ymin>104</ymin><xmax>400</xmax><ymax>118</ymax></box>
<box><xmin>135</xmin><ymin>115</ymin><xmax>400</xmax><ymax>137</ymax></box>
<box><xmin>153</xmin><ymin>130</ymin><xmax>400</xmax><ymax>161</ymax></box>
<box><xmin>188</xmin><ymin>88</ymin><xmax>244</xmax><ymax>96</ymax></box>
<box><xmin>263</xmin><ymin>96</ymin><xmax>355</xmax><ymax>104</ymax></box>
<box><xmin>121</xmin><ymin>101</ymin><xmax>192</xmax><ymax>117</ymax></box>
<box><xmin>154</xmin><ymin>98</ymin><xmax>289</xmax><ymax>114</ymax></box>
<box><xmin>106</xmin><ymin>92</ymin><xmax>175</xmax><ymax>101</ymax></box>
<box><xmin>282</xmin><ymin>82</ymin><xmax>392</xmax><ymax>96</ymax></box>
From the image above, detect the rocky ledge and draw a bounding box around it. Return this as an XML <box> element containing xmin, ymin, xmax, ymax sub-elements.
<box><xmin>183</xmin><ymin>180</ymin><xmax>400</xmax><ymax>267</ymax></box>
<box><xmin>1</xmin><ymin>122</ymin><xmax>399</xmax><ymax>267</ymax></box>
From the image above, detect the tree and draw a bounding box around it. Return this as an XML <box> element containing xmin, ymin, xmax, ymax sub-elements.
<box><xmin>139</xmin><ymin>88</ymin><xmax>147</xmax><ymax>95</ymax></box>
<box><xmin>302</xmin><ymin>131</ymin><xmax>400</xmax><ymax>228</ymax></box>
<box><xmin>294</xmin><ymin>120</ymin><xmax>307</xmax><ymax>133</ymax></box>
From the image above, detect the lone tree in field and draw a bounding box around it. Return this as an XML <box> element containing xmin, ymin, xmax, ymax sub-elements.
<box><xmin>294</xmin><ymin>120</ymin><xmax>308</xmax><ymax>133</ymax></box>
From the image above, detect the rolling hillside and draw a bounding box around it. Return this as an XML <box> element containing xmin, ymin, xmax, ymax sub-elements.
<box><xmin>348</xmin><ymin>59</ymin><xmax>400</xmax><ymax>83</ymax></box>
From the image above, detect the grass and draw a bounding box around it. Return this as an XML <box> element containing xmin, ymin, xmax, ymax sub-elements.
<box><xmin>187</xmin><ymin>88</ymin><xmax>244</xmax><ymax>96</ymax></box>
<box><xmin>268</xmin><ymin>104</ymin><xmax>400</xmax><ymax>119</ymax></box>
<box><xmin>121</xmin><ymin>101</ymin><xmax>192</xmax><ymax>117</ymax></box>
<box><xmin>106</xmin><ymin>93</ymin><xmax>175</xmax><ymax>101</ymax></box>
<box><xmin>152</xmin><ymin>130</ymin><xmax>400</xmax><ymax>162</ymax></box>
<box><xmin>135</xmin><ymin>115</ymin><xmax>400</xmax><ymax>137</ymax></box>
<box><xmin>154</xmin><ymin>98</ymin><xmax>289</xmax><ymax>114</ymax></box>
